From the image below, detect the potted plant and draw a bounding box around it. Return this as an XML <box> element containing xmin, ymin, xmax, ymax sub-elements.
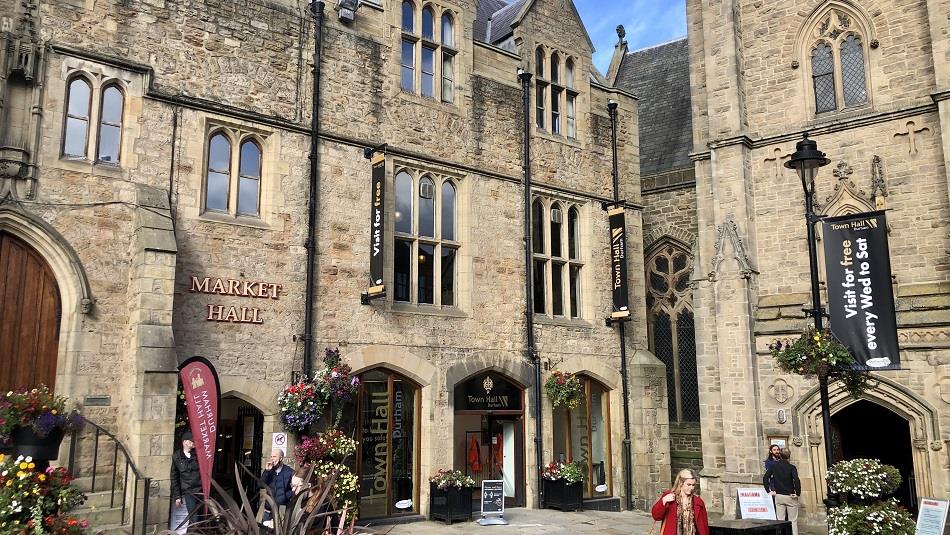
<box><xmin>769</xmin><ymin>326</ymin><xmax>870</xmax><ymax>396</ymax></box>
<box><xmin>826</xmin><ymin>458</ymin><xmax>915</xmax><ymax>535</ymax></box>
<box><xmin>0</xmin><ymin>385</ymin><xmax>83</xmax><ymax>461</ymax></box>
<box><xmin>428</xmin><ymin>469</ymin><xmax>475</xmax><ymax>524</ymax></box>
<box><xmin>0</xmin><ymin>453</ymin><xmax>89</xmax><ymax>533</ymax></box>
<box><xmin>544</xmin><ymin>370</ymin><xmax>583</xmax><ymax>409</ymax></box>
<box><xmin>541</xmin><ymin>461</ymin><xmax>584</xmax><ymax>511</ymax></box>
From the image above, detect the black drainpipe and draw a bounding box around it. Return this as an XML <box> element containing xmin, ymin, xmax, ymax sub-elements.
<box><xmin>303</xmin><ymin>0</ymin><xmax>325</xmax><ymax>378</ymax></box>
<box><xmin>518</xmin><ymin>69</ymin><xmax>543</xmax><ymax>509</ymax></box>
<box><xmin>608</xmin><ymin>100</ymin><xmax>634</xmax><ymax>510</ymax></box>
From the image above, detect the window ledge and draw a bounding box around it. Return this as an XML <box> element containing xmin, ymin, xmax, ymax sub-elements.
<box><xmin>198</xmin><ymin>211</ymin><xmax>270</xmax><ymax>229</ymax></box>
<box><xmin>534</xmin><ymin>315</ymin><xmax>593</xmax><ymax>329</ymax></box>
<box><xmin>533</xmin><ymin>128</ymin><xmax>582</xmax><ymax>148</ymax></box>
<box><xmin>397</xmin><ymin>90</ymin><xmax>461</xmax><ymax>115</ymax></box>
<box><xmin>56</xmin><ymin>157</ymin><xmax>124</xmax><ymax>177</ymax></box>
<box><xmin>390</xmin><ymin>302</ymin><xmax>467</xmax><ymax>318</ymax></box>
<box><xmin>809</xmin><ymin>103</ymin><xmax>873</xmax><ymax>125</ymax></box>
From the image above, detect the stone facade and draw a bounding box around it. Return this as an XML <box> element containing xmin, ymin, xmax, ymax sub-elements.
<box><xmin>0</xmin><ymin>0</ymin><xmax>671</xmax><ymax>529</ymax></box>
<box><xmin>643</xmin><ymin>0</ymin><xmax>950</xmax><ymax>526</ymax></box>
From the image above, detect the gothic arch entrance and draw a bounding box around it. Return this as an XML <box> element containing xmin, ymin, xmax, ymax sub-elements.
<box><xmin>0</xmin><ymin>231</ymin><xmax>61</xmax><ymax>391</ymax></box>
<box><xmin>831</xmin><ymin>400</ymin><xmax>916</xmax><ymax>513</ymax></box>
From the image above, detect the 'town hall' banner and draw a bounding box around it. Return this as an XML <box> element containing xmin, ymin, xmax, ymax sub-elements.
<box><xmin>821</xmin><ymin>211</ymin><xmax>899</xmax><ymax>369</ymax></box>
<box><xmin>608</xmin><ymin>207</ymin><xmax>631</xmax><ymax>320</ymax></box>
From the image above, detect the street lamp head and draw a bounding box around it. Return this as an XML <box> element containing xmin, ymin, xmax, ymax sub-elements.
<box><xmin>784</xmin><ymin>133</ymin><xmax>830</xmax><ymax>190</ymax></box>
<box><xmin>517</xmin><ymin>67</ymin><xmax>532</xmax><ymax>82</ymax></box>
<box><xmin>607</xmin><ymin>99</ymin><xmax>618</xmax><ymax>113</ymax></box>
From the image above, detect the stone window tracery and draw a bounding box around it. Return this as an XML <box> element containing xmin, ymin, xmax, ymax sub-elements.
<box><xmin>393</xmin><ymin>168</ymin><xmax>459</xmax><ymax>307</ymax></box>
<box><xmin>532</xmin><ymin>46</ymin><xmax>577</xmax><ymax>139</ymax></box>
<box><xmin>532</xmin><ymin>197</ymin><xmax>583</xmax><ymax>319</ymax></box>
<box><xmin>646</xmin><ymin>242</ymin><xmax>699</xmax><ymax>424</ymax></box>
<box><xmin>62</xmin><ymin>74</ymin><xmax>126</xmax><ymax>164</ymax></box>
<box><xmin>400</xmin><ymin>2</ymin><xmax>457</xmax><ymax>104</ymax></box>
<box><xmin>807</xmin><ymin>9</ymin><xmax>869</xmax><ymax>115</ymax></box>
<box><xmin>202</xmin><ymin>128</ymin><xmax>265</xmax><ymax>218</ymax></box>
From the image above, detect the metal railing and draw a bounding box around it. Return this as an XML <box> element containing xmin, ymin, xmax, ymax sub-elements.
<box><xmin>66</xmin><ymin>420</ymin><xmax>151</xmax><ymax>535</ymax></box>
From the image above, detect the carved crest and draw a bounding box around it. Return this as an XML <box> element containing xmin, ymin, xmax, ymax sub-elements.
<box><xmin>709</xmin><ymin>219</ymin><xmax>756</xmax><ymax>280</ymax></box>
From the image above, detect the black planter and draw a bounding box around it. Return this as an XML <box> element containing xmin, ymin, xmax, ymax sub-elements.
<box><xmin>9</xmin><ymin>426</ymin><xmax>65</xmax><ymax>461</ymax></box>
<box><xmin>543</xmin><ymin>478</ymin><xmax>583</xmax><ymax>512</ymax></box>
<box><xmin>429</xmin><ymin>483</ymin><xmax>474</xmax><ymax>524</ymax></box>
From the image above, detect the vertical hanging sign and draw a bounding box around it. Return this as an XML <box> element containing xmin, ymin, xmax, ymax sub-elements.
<box><xmin>179</xmin><ymin>356</ymin><xmax>221</xmax><ymax>501</ymax></box>
<box><xmin>608</xmin><ymin>207</ymin><xmax>631</xmax><ymax>321</ymax></box>
<box><xmin>366</xmin><ymin>152</ymin><xmax>386</xmax><ymax>299</ymax></box>
<box><xmin>821</xmin><ymin>211</ymin><xmax>900</xmax><ymax>369</ymax></box>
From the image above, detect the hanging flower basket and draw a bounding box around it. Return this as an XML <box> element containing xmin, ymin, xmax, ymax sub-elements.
<box><xmin>769</xmin><ymin>326</ymin><xmax>870</xmax><ymax>396</ymax></box>
<box><xmin>278</xmin><ymin>379</ymin><xmax>326</xmax><ymax>434</ymax></box>
<box><xmin>544</xmin><ymin>370</ymin><xmax>583</xmax><ymax>409</ymax></box>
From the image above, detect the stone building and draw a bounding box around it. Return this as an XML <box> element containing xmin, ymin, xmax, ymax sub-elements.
<box><xmin>0</xmin><ymin>0</ymin><xmax>672</xmax><ymax>529</ymax></box>
<box><xmin>610</xmin><ymin>0</ymin><xmax>950</xmax><ymax>526</ymax></box>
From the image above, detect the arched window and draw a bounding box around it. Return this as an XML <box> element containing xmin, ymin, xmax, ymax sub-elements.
<box><xmin>441</xmin><ymin>13</ymin><xmax>454</xmax><ymax>47</ymax></box>
<box><xmin>552</xmin><ymin>375</ymin><xmax>612</xmax><ymax>498</ymax></box>
<box><xmin>535</xmin><ymin>47</ymin><xmax>545</xmax><ymax>78</ymax></box>
<box><xmin>393</xmin><ymin>170</ymin><xmax>459</xmax><ymax>307</ymax></box>
<box><xmin>565</xmin><ymin>58</ymin><xmax>575</xmax><ymax>90</ymax></box>
<box><xmin>550</xmin><ymin>53</ymin><xmax>559</xmax><ymax>85</ymax></box>
<box><xmin>533</xmin><ymin>198</ymin><xmax>583</xmax><ymax>319</ymax></box>
<box><xmin>531</xmin><ymin>199</ymin><xmax>544</xmax><ymax>254</ymax></box>
<box><xmin>342</xmin><ymin>369</ymin><xmax>420</xmax><ymax>519</ymax></box>
<box><xmin>421</xmin><ymin>6</ymin><xmax>435</xmax><ymax>40</ymax></box>
<box><xmin>401</xmin><ymin>1</ymin><xmax>414</xmax><ymax>32</ymax></box>
<box><xmin>63</xmin><ymin>77</ymin><xmax>92</xmax><ymax>158</ymax></box>
<box><xmin>96</xmin><ymin>84</ymin><xmax>123</xmax><ymax>163</ymax></box>
<box><xmin>567</xmin><ymin>207</ymin><xmax>580</xmax><ymax>317</ymax></box>
<box><xmin>205</xmin><ymin>133</ymin><xmax>231</xmax><ymax>212</ymax></box>
<box><xmin>237</xmin><ymin>139</ymin><xmax>261</xmax><ymax>216</ymax></box>
<box><xmin>646</xmin><ymin>242</ymin><xmax>699</xmax><ymax>423</ymax></box>
<box><xmin>805</xmin><ymin>8</ymin><xmax>870</xmax><ymax>114</ymax></box>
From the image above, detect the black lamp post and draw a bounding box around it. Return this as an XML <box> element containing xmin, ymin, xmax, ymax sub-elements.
<box><xmin>783</xmin><ymin>133</ymin><xmax>833</xmax><ymax>507</ymax></box>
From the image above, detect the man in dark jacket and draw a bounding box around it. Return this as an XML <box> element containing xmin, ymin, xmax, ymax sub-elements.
<box><xmin>261</xmin><ymin>449</ymin><xmax>293</xmax><ymax>521</ymax></box>
<box><xmin>170</xmin><ymin>431</ymin><xmax>201</xmax><ymax>526</ymax></box>
<box><xmin>763</xmin><ymin>448</ymin><xmax>801</xmax><ymax>535</ymax></box>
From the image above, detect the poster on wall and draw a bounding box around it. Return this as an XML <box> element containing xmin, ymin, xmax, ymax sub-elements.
<box><xmin>179</xmin><ymin>356</ymin><xmax>221</xmax><ymax>501</ymax></box>
<box><xmin>607</xmin><ymin>207</ymin><xmax>631</xmax><ymax>321</ymax></box>
<box><xmin>365</xmin><ymin>152</ymin><xmax>386</xmax><ymax>300</ymax></box>
<box><xmin>820</xmin><ymin>211</ymin><xmax>900</xmax><ymax>369</ymax></box>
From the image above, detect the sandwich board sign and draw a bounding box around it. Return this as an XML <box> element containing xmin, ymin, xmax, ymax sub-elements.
<box><xmin>476</xmin><ymin>479</ymin><xmax>508</xmax><ymax>526</ymax></box>
<box><xmin>915</xmin><ymin>498</ymin><xmax>949</xmax><ymax>535</ymax></box>
<box><xmin>736</xmin><ymin>488</ymin><xmax>777</xmax><ymax>520</ymax></box>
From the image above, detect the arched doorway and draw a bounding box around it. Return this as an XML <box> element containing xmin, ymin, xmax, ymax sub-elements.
<box><xmin>453</xmin><ymin>371</ymin><xmax>525</xmax><ymax>507</ymax></box>
<box><xmin>830</xmin><ymin>400</ymin><xmax>916</xmax><ymax>512</ymax></box>
<box><xmin>212</xmin><ymin>398</ymin><xmax>265</xmax><ymax>505</ymax></box>
<box><xmin>336</xmin><ymin>368</ymin><xmax>420</xmax><ymax>520</ymax></box>
<box><xmin>0</xmin><ymin>231</ymin><xmax>61</xmax><ymax>391</ymax></box>
<box><xmin>551</xmin><ymin>375</ymin><xmax>612</xmax><ymax>499</ymax></box>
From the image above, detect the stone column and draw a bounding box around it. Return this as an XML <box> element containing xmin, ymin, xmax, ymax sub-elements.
<box><xmin>924</xmin><ymin>0</ymin><xmax>950</xmax><ymax>206</ymax></box>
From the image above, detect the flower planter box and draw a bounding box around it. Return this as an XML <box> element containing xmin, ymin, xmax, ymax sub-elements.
<box><xmin>429</xmin><ymin>483</ymin><xmax>474</xmax><ymax>524</ymax></box>
<box><xmin>543</xmin><ymin>478</ymin><xmax>583</xmax><ymax>512</ymax></box>
<box><xmin>8</xmin><ymin>426</ymin><xmax>65</xmax><ymax>460</ymax></box>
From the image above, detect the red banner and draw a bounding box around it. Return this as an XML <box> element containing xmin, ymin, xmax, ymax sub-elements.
<box><xmin>179</xmin><ymin>356</ymin><xmax>220</xmax><ymax>501</ymax></box>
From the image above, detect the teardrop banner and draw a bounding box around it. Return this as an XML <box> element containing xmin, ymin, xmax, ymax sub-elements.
<box><xmin>179</xmin><ymin>356</ymin><xmax>221</xmax><ymax>501</ymax></box>
<box><xmin>820</xmin><ymin>211</ymin><xmax>900</xmax><ymax>369</ymax></box>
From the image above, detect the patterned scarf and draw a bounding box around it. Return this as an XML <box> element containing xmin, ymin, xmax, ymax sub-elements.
<box><xmin>676</xmin><ymin>494</ymin><xmax>696</xmax><ymax>535</ymax></box>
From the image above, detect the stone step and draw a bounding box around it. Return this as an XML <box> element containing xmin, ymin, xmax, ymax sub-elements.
<box><xmin>71</xmin><ymin>503</ymin><xmax>126</xmax><ymax>526</ymax></box>
<box><xmin>72</xmin><ymin>474</ymin><xmax>128</xmax><ymax>493</ymax></box>
<box><xmin>82</xmin><ymin>522</ymin><xmax>133</xmax><ymax>535</ymax></box>
<box><xmin>82</xmin><ymin>489</ymin><xmax>134</xmax><ymax>509</ymax></box>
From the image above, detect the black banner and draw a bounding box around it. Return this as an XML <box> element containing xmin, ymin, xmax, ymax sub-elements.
<box><xmin>481</xmin><ymin>480</ymin><xmax>505</xmax><ymax>515</ymax></box>
<box><xmin>821</xmin><ymin>211</ymin><xmax>899</xmax><ymax>369</ymax></box>
<box><xmin>454</xmin><ymin>373</ymin><xmax>523</xmax><ymax>412</ymax></box>
<box><xmin>367</xmin><ymin>153</ymin><xmax>386</xmax><ymax>298</ymax></box>
<box><xmin>608</xmin><ymin>207</ymin><xmax>631</xmax><ymax>321</ymax></box>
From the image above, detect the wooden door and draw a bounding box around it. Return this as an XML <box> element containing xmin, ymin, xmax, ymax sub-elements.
<box><xmin>0</xmin><ymin>231</ymin><xmax>61</xmax><ymax>391</ymax></box>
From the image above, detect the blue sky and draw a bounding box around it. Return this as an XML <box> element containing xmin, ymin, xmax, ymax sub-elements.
<box><xmin>573</xmin><ymin>0</ymin><xmax>687</xmax><ymax>74</ymax></box>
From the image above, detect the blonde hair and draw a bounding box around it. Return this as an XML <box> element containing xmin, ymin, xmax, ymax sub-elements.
<box><xmin>671</xmin><ymin>468</ymin><xmax>699</xmax><ymax>496</ymax></box>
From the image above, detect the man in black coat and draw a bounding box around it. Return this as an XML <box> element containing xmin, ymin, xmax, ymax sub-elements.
<box><xmin>764</xmin><ymin>448</ymin><xmax>801</xmax><ymax>535</ymax></box>
<box><xmin>170</xmin><ymin>431</ymin><xmax>202</xmax><ymax>526</ymax></box>
<box><xmin>261</xmin><ymin>448</ymin><xmax>293</xmax><ymax>522</ymax></box>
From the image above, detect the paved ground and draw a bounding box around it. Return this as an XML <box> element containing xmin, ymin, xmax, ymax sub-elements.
<box><xmin>366</xmin><ymin>508</ymin><xmax>658</xmax><ymax>535</ymax></box>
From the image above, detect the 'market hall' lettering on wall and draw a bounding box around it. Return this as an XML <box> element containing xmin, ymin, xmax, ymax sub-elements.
<box><xmin>189</xmin><ymin>275</ymin><xmax>283</xmax><ymax>324</ymax></box>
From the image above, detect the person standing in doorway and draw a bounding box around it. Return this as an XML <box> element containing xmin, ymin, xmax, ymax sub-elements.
<box><xmin>764</xmin><ymin>448</ymin><xmax>801</xmax><ymax>535</ymax></box>
<box><xmin>764</xmin><ymin>444</ymin><xmax>782</xmax><ymax>472</ymax></box>
<box><xmin>651</xmin><ymin>468</ymin><xmax>710</xmax><ymax>535</ymax></box>
<box><xmin>170</xmin><ymin>431</ymin><xmax>201</xmax><ymax>532</ymax></box>
<box><xmin>261</xmin><ymin>449</ymin><xmax>293</xmax><ymax>522</ymax></box>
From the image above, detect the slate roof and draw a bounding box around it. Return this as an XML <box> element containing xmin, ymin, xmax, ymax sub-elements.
<box><xmin>614</xmin><ymin>38</ymin><xmax>693</xmax><ymax>176</ymax></box>
<box><xmin>474</xmin><ymin>0</ymin><xmax>510</xmax><ymax>44</ymax></box>
<box><xmin>474</xmin><ymin>0</ymin><xmax>527</xmax><ymax>45</ymax></box>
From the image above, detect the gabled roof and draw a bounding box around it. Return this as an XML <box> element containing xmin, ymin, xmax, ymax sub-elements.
<box><xmin>614</xmin><ymin>38</ymin><xmax>692</xmax><ymax>176</ymax></box>
<box><xmin>473</xmin><ymin>0</ymin><xmax>594</xmax><ymax>53</ymax></box>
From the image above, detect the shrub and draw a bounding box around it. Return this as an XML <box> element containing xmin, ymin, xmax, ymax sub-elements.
<box><xmin>827</xmin><ymin>499</ymin><xmax>915</xmax><ymax>535</ymax></box>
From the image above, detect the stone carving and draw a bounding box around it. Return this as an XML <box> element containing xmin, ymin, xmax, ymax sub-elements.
<box><xmin>792</xmin><ymin>436</ymin><xmax>804</xmax><ymax>447</ymax></box>
<box><xmin>893</xmin><ymin>120</ymin><xmax>930</xmax><ymax>155</ymax></box>
<box><xmin>80</xmin><ymin>298</ymin><xmax>93</xmax><ymax>315</ymax></box>
<box><xmin>870</xmin><ymin>155</ymin><xmax>887</xmax><ymax>209</ymax></box>
<box><xmin>808</xmin><ymin>435</ymin><xmax>821</xmax><ymax>446</ymax></box>
<box><xmin>616</xmin><ymin>25</ymin><xmax>626</xmax><ymax>43</ymax></box>
<box><xmin>709</xmin><ymin>219</ymin><xmax>756</xmax><ymax>280</ymax></box>
<box><xmin>815</xmin><ymin>159</ymin><xmax>873</xmax><ymax>216</ymax></box>
<box><xmin>763</xmin><ymin>146</ymin><xmax>791</xmax><ymax>180</ymax></box>
<box><xmin>768</xmin><ymin>379</ymin><xmax>793</xmax><ymax>404</ymax></box>
<box><xmin>913</xmin><ymin>438</ymin><xmax>927</xmax><ymax>451</ymax></box>
<box><xmin>815</xmin><ymin>10</ymin><xmax>852</xmax><ymax>40</ymax></box>
<box><xmin>938</xmin><ymin>376</ymin><xmax>950</xmax><ymax>405</ymax></box>
<box><xmin>832</xmin><ymin>161</ymin><xmax>852</xmax><ymax>180</ymax></box>
<box><xmin>930</xmin><ymin>441</ymin><xmax>944</xmax><ymax>452</ymax></box>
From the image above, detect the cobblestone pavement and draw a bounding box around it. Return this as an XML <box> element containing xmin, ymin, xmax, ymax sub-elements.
<box><xmin>366</xmin><ymin>509</ymin><xmax>657</xmax><ymax>535</ymax></box>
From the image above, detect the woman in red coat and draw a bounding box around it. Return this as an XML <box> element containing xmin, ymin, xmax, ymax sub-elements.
<box><xmin>651</xmin><ymin>469</ymin><xmax>710</xmax><ymax>535</ymax></box>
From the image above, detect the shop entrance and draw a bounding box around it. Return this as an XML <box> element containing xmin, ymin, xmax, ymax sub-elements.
<box><xmin>830</xmin><ymin>400</ymin><xmax>916</xmax><ymax>513</ymax></box>
<box><xmin>454</xmin><ymin>372</ymin><xmax>525</xmax><ymax>507</ymax></box>
<box><xmin>211</xmin><ymin>398</ymin><xmax>264</xmax><ymax>505</ymax></box>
